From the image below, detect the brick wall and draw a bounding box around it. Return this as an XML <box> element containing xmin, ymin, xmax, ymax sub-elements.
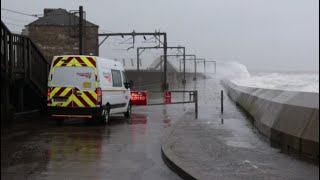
<box><xmin>27</xmin><ymin>25</ymin><xmax>98</xmax><ymax>62</ymax></box>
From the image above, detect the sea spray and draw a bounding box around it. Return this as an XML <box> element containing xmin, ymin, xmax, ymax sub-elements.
<box><xmin>232</xmin><ymin>72</ymin><xmax>319</xmax><ymax>93</ymax></box>
<box><xmin>204</xmin><ymin>61</ymin><xmax>251</xmax><ymax>80</ymax></box>
<box><xmin>204</xmin><ymin>61</ymin><xmax>319</xmax><ymax>93</ymax></box>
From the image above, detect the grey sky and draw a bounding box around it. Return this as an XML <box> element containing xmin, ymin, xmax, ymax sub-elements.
<box><xmin>1</xmin><ymin>0</ymin><xmax>319</xmax><ymax>71</ymax></box>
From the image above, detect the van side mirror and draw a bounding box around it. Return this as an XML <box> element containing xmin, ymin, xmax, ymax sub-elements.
<box><xmin>124</xmin><ymin>80</ymin><xmax>134</xmax><ymax>89</ymax></box>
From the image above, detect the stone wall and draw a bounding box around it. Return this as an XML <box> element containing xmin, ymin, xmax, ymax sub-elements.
<box><xmin>27</xmin><ymin>25</ymin><xmax>98</xmax><ymax>62</ymax></box>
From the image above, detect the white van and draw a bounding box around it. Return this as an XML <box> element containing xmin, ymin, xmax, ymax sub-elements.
<box><xmin>47</xmin><ymin>55</ymin><xmax>132</xmax><ymax>125</ymax></box>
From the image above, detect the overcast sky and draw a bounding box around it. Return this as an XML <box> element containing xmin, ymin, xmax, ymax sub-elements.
<box><xmin>1</xmin><ymin>0</ymin><xmax>319</xmax><ymax>71</ymax></box>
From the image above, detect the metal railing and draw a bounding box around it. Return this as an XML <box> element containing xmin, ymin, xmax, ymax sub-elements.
<box><xmin>1</xmin><ymin>21</ymin><xmax>50</xmax><ymax>96</ymax></box>
<box><xmin>147</xmin><ymin>90</ymin><xmax>198</xmax><ymax>118</ymax></box>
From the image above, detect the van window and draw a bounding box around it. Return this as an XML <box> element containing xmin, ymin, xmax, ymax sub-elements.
<box><xmin>100</xmin><ymin>68</ymin><xmax>113</xmax><ymax>87</ymax></box>
<box><xmin>111</xmin><ymin>69</ymin><xmax>122</xmax><ymax>87</ymax></box>
<box><xmin>122</xmin><ymin>71</ymin><xmax>127</xmax><ymax>83</ymax></box>
<box><xmin>51</xmin><ymin>66</ymin><xmax>95</xmax><ymax>90</ymax></box>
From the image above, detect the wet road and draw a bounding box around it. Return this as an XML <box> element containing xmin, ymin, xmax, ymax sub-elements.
<box><xmin>1</xmin><ymin>104</ymin><xmax>190</xmax><ymax>179</ymax></box>
<box><xmin>2</xmin><ymin>76</ymin><xmax>318</xmax><ymax>179</ymax></box>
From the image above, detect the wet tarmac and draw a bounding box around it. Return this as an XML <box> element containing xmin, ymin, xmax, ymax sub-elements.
<box><xmin>1</xmin><ymin>104</ymin><xmax>191</xmax><ymax>179</ymax></box>
<box><xmin>1</xmin><ymin>76</ymin><xmax>318</xmax><ymax>179</ymax></box>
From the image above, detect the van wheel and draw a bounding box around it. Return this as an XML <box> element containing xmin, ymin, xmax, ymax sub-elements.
<box><xmin>101</xmin><ymin>105</ymin><xmax>110</xmax><ymax>124</ymax></box>
<box><xmin>124</xmin><ymin>101</ymin><xmax>132</xmax><ymax>118</ymax></box>
<box><xmin>56</xmin><ymin>118</ymin><xmax>64</xmax><ymax>126</ymax></box>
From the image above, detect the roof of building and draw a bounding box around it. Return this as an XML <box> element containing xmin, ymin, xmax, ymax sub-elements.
<box><xmin>28</xmin><ymin>8</ymin><xmax>98</xmax><ymax>27</ymax></box>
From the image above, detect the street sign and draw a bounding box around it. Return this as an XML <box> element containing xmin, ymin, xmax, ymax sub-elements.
<box><xmin>131</xmin><ymin>91</ymin><xmax>148</xmax><ymax>106</ymax></box>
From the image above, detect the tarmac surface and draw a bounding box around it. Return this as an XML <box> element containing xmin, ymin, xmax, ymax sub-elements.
<box><xmin>1</xmin><ymin>77</ymin><xmax>319</xmax><ymax>180</ymax></box>
<box><xmin>1</xmin><ymin>105</ymin><xmax>188</xmax><ymax>179</ymax></box>
<box><xmin>163</xmin><ymin>77</ymin><xmax>319</xmax><ymax>179</ymax></box>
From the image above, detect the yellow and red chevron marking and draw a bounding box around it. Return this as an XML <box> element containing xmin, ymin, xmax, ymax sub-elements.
<box><xmin>52</xmin><ymin>56</ymin><xmax>96</xmax><ymax>68</ymax></box>
<box><xmin>48</xmin><ymin>87</ymin><xmax>97</xmax><ymax>107</ymax></box>
<box><xmin>72</xmin><ymin>87</ymin><xmax>97</xmax><ymax>107</ymax></box>
<box><xmin>49</xmin><ymin>87</ymin><xmax>73</xmax><ymax>107</ymax></box>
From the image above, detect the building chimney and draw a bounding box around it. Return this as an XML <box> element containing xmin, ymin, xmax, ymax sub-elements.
<box><xmin>44</xmin><ymin>8</ymin><xmax>57</xmax><ymax>16</ymax></box>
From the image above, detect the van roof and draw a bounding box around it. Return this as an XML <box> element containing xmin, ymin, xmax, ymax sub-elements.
<box><xmin>53</xmin><ymin>55</ymin><xmax>97</xmax><ymax>58</ymax></box>
<box><xmin>53</xmin><ymin>55</ymin><xmax>117</xmax><ymax>62</ymax></box>
<box><xmin>52</xmin><ymin>55</ymin><xmax>123</xmax><ymax>68</ymax></box>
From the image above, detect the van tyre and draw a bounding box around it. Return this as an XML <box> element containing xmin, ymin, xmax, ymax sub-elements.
<box><xmin>124</xmin><ymin>101</ymin><xmax>132</xmax><ymax>118</ymax></box>
<box><xmin>101</xmin><ymin>105</ymin><xmax>110</xmax><ymax>124</ymax></box>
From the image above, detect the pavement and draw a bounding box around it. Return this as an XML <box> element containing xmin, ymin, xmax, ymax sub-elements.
<box><xmin>161</xmin><ymin>78</ymin><xmax>319</xmax><ymax>180</ymax></box>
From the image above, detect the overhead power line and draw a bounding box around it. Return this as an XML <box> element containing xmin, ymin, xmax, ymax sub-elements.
<box><xmin>1</xmin><ymin>16</ymin><xmax>30</xmax><ymax>23</ymax></box>
<box><xmin>99</xmin><ymin>28</ymin><xmax>113</xmax><ymax>33</ymax></box>
<box><xmin>1</xmin><ymin>8</ymin><xmax>39</xmax><ymax>17</ymax></box>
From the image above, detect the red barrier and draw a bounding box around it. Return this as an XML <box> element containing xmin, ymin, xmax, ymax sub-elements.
<box><xmin>164</xmin><ymin>91</ymin><xmax>171</xmax><ymax>104</ymax></box>
<box><xmin>131</xmin><ymin>91</ymin><xmax>148</xmax><ymax>106</ymax></box>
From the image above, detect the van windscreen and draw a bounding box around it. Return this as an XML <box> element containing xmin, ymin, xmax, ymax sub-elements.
<box><xmin>51</xmin><ymin>67</ymin><xmax>95</xmax><ymax>90</ymax></box>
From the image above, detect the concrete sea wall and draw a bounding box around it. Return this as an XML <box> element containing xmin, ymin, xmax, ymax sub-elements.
<box><xmin>222</xmin><ymin>80</ymin><xmax>319</xmax><ymax>161</ymax></box>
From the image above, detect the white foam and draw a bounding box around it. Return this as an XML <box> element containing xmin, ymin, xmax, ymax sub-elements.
<box><xmin>232</xmin><ymin>72</ymin><xmax>319</xmax><ymax>93</ymax></box>
<box><xmin>207</xmin><ymin>61</ymin><xmax>319</xmax><ymax>93</ymax></box>
<box><xmin>205</xmin><ymin>61</ymin><xmax>251</xmax><ymax>80</ymax></box>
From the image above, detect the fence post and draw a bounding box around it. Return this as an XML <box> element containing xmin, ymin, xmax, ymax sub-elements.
<box><xmin>4</xmin><ymin>28</ymin><xmax>8</xmax><ymax>76</ymax></box>
<box><xmin>195</xmin><ymin>91</ymin><xmax>198</xmax><ymax>118</ymax></box>
<box><xmin>9</xmin><ymin>34</ymin><xmax>14</xmax><ymax>80</ymax></box>
<box><xmin>27</xmin><ymin>40</ymin><xmax>32</xmax><ymax>80</ymax></box>
<box><xmin>221</xmin><ymin>90</ymin><xmax>223</xmax><ymax>114</ymax></box>
<box><xmin>23</xmin><ymin>38</ymin><xmax>28</xmax><ymax>79</ymax></box>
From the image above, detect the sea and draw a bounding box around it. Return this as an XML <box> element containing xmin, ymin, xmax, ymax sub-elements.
<box><xmin>204</xmin><ymin>61</ymin><xmax>319</xmax><ymax>93</ymax></box>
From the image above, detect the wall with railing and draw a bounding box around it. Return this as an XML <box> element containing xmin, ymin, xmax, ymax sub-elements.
<box><xmin>1</xmin><ymin>21</ymin><xmax>50</xmax><ymax>121</ymax></box>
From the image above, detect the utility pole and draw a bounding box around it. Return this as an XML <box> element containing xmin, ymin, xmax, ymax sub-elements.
<box><xmin>184</xmin><ymin>58</ymin><xmax>206</xmax><ymax>77</ymax></box>
<box><xmin>195</xmin><ymin>58</ymin><xmax>206</xmax><ymax>74</ymax></box>
<box><xmin>98</xmin><ymin>31</ymin><xmax>168</xmax><ymax>88</ymax></box>
<box><xmin>137</xmin><ymin>46</ymin><xmax>186</xmax><ymax>86</ymax></box>
<box><xmin>161</xmin><ymin>54</ymin><xmax>197</xmax><ymax>81</ymax></box>
<box><xmin>98</xmin><ymin>32</ymin><xmax>167</xmax><ymax>70</ymax></box>
<box><xmin>184</xmin><ymin>59</ymin><xmax>216</xmax><ymax>75</ymax></box>
<box><xmin>204</xmin><ymin>60</ymin><xmax>216</xmax><ymax>74</ymax></box>
<box><xmin>206</xmin><ymin>60</ymin><xmax>216</xmax><ymax>74</ymax></box>
<box><xmin>163</xmin><ymin>33</ymin><xmax>168</xmax><ymax>90</ymax></box>
<box><xmin>79</xmin><ymin>6</ymin><xmax>83</xmax><ymax>55</ymax></box>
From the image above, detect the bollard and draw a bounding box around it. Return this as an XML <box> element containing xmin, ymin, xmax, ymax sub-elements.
<box><xmin>221</xmin><ymin>90</ymin><xmax>223</xmax><ymax>114</ymax></box>
<box><xmin>194</xmin><ymin>91</ymin><xmax>198</xmax><ymax>118</ymax></box>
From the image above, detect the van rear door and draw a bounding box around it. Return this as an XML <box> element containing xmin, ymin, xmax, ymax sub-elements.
<box><xmin>48</xmin><ymin>56</ymin><xmax>98</xmax><ymax>108</ymax></box>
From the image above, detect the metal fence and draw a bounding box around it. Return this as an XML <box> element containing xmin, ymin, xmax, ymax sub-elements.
<box><xmin>146</xmin><ymin>90</ymin><xmax>198</xmax><ymax>118</ymax></box>
<box><xmin>1</xmin><ymin>21</ymin><xmax>50</xmax><ymax>96</ymax></box>
<box><xmin>1</xmin><ymin>20</ymin><xmax>51</xmax><ymax>121</ymax></box>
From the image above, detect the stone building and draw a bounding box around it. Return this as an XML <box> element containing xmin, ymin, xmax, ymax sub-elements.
<box><xmin>24</xmin><ymin>8</ymin><xmax>99</xmax><ymax>62</ymax></box>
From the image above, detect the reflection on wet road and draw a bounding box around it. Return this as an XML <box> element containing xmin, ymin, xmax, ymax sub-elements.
<box><xmin>2</xmin><ymin>77</ymin><xmax>318</xmax><ymax>179</ymax></box>
<box><xmin>1</xmin><ymin>104</ymin><xmax>188</xmax><ymax>179</ymax></box>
